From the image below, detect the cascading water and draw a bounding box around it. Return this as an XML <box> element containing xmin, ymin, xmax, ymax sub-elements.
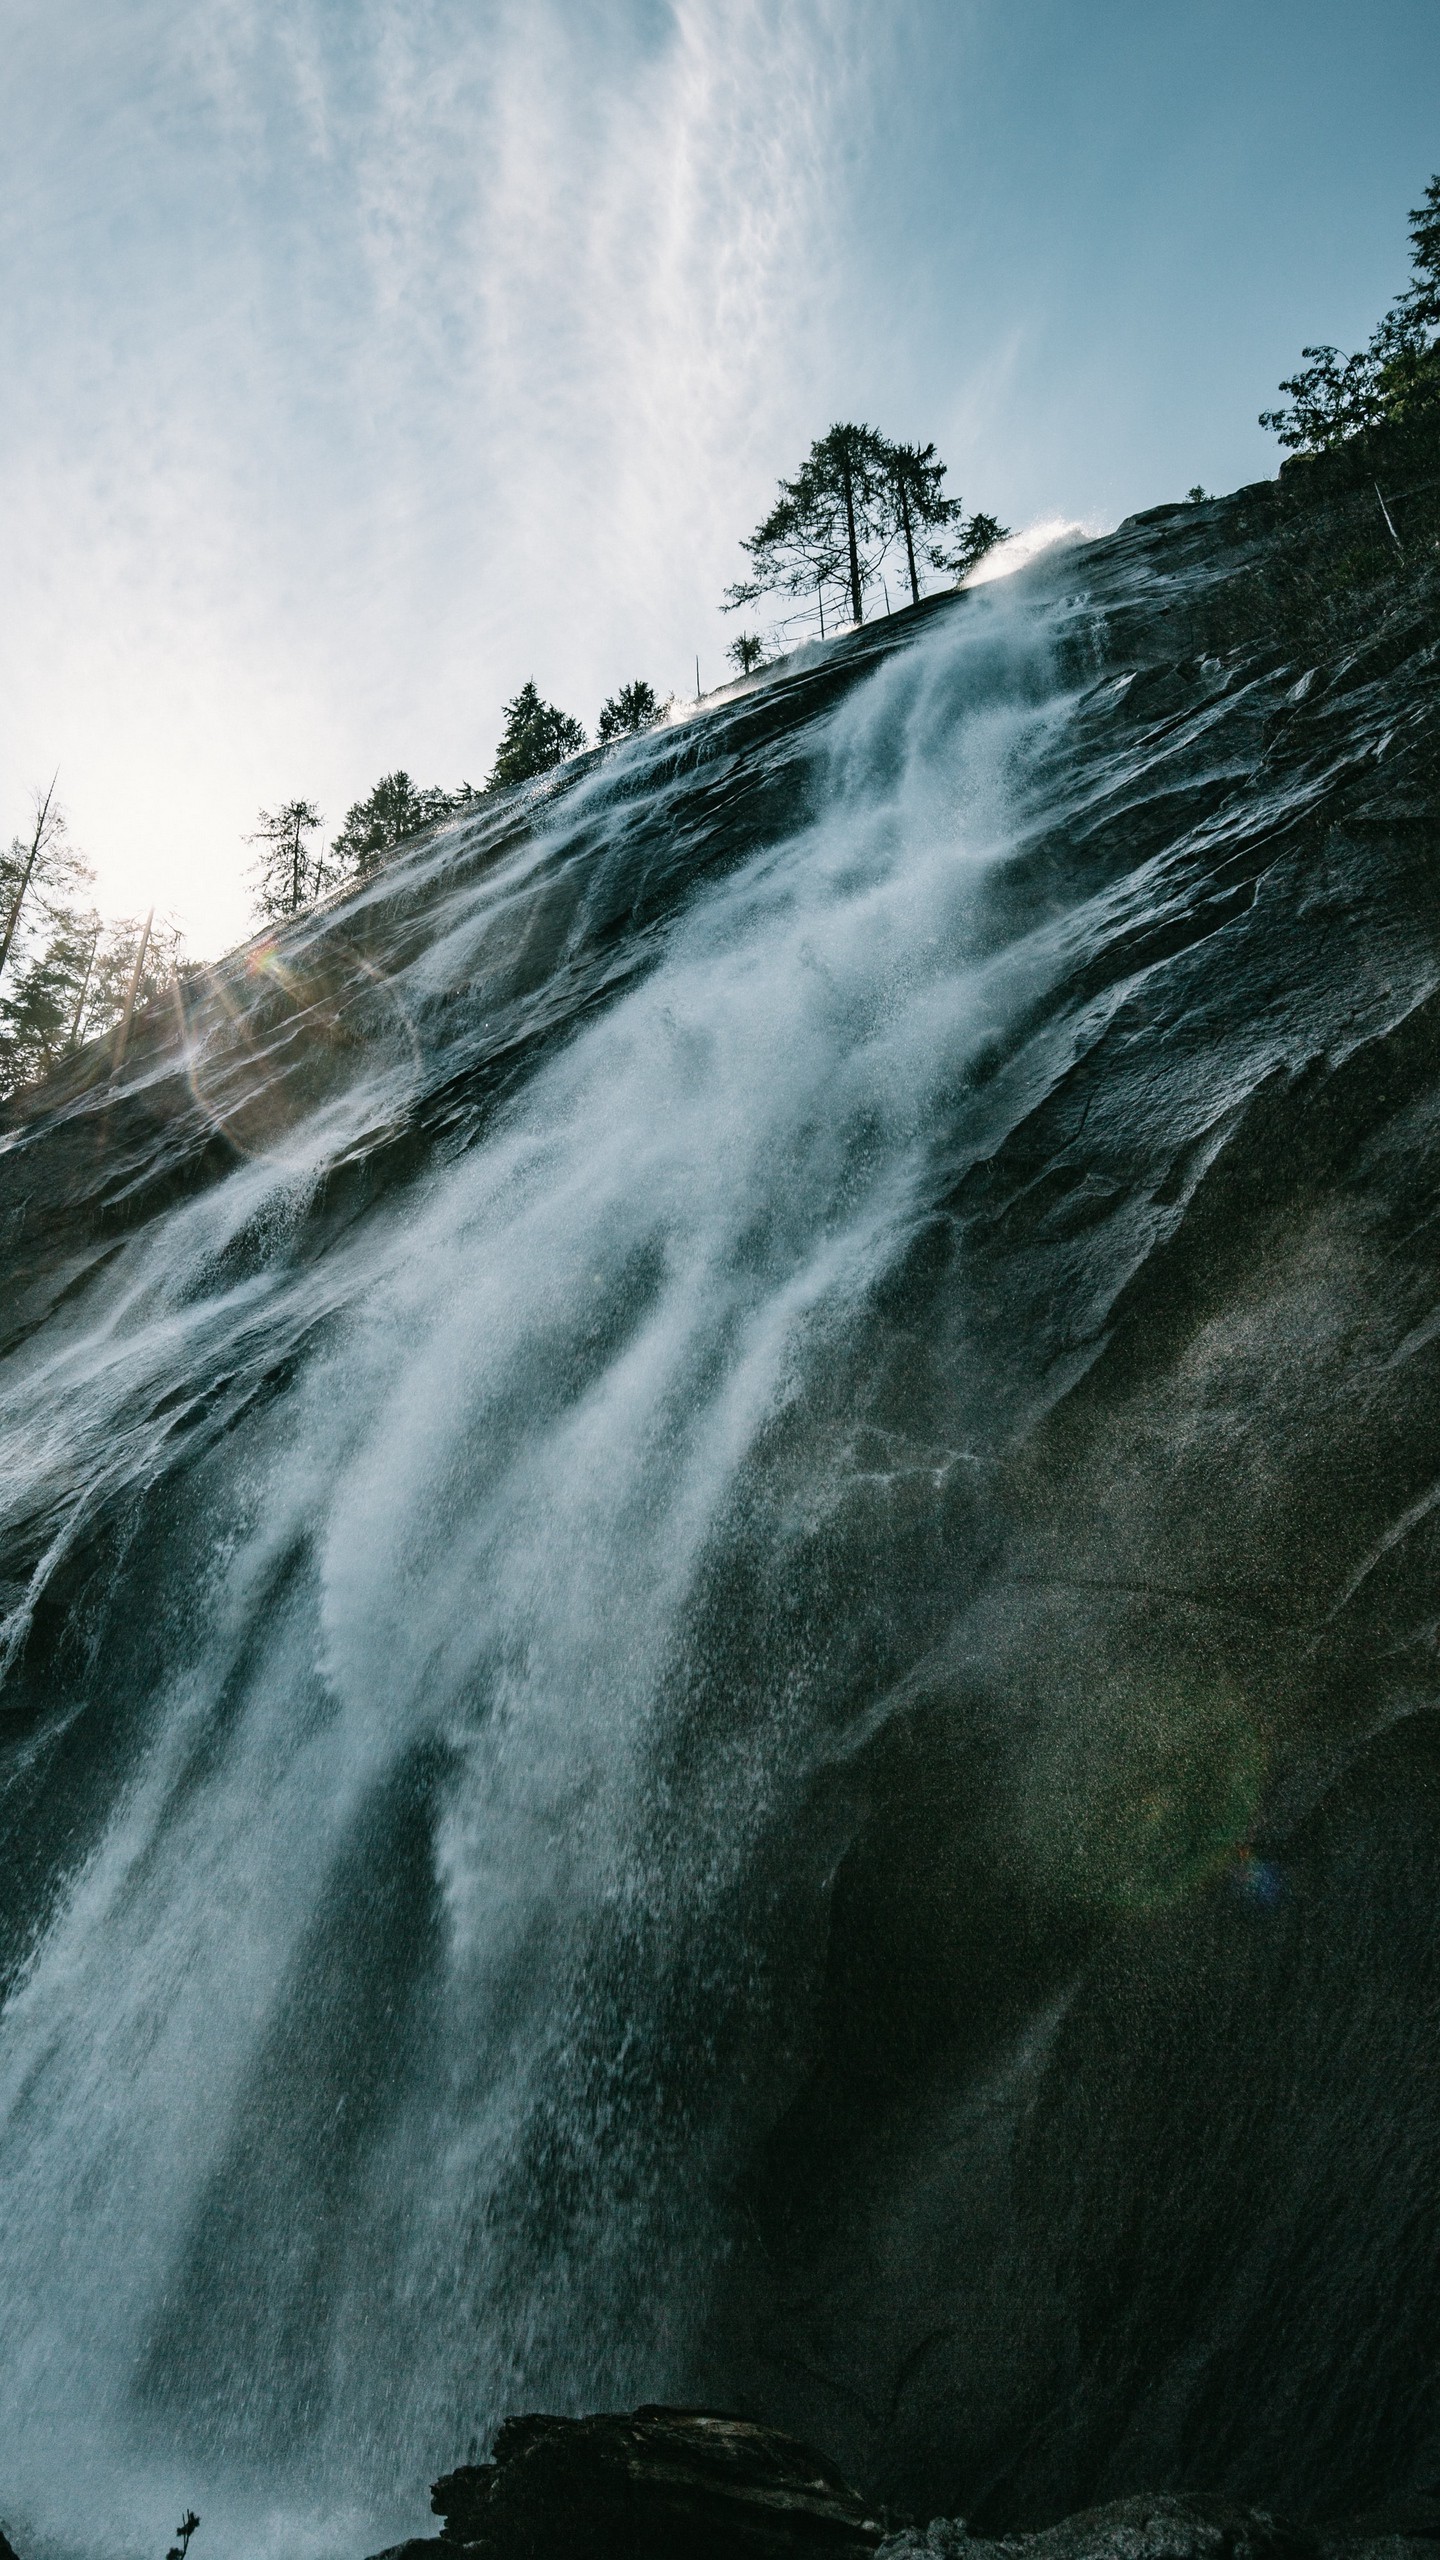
<box><xmin>0</xmin><ymin>576</ymin><xmax>1078</xmax><ymax>2553</ymax></box>
<box><xmin>6</xmin><ymin>475</ymin><xmax>1440</xmax><ymax>2556</ymax></box>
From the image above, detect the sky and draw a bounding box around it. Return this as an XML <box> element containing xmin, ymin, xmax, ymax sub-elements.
<box><xmin>3</xmin><ymin>0</ymin><xmax>1437</xmax><ymax>955</ymax></box>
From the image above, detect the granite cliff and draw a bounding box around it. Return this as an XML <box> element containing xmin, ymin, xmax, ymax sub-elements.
<box><xmin>1</xmin><ymin>425</ymin><xmax>1438</xmax><ymax>2554</ymax></box>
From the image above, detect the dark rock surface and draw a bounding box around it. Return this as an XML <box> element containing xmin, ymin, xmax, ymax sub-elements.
<box><xmin>701</xmin><ymin>429</ymin><xmax>1440</xmax><ymax>2521</ymax></box>
<box><xmin>371</xmin><ymin>2407</ymin><xmax>882</xmax><ymax>2560</ymax></box>
<box><xmin>880</xmin><ymin>2496</ymin><xmax>1322</xmax><ymax>2560</ymax></box>
<box><xmin>361</xmin><ymin>2424</ymin><xmax>1440</xmax><ymax>2560</ymax></box>
<box><xmin>4</xmin><ymin>419</ymin><xmax>1440</xmax><ymax>2545</ymax></box>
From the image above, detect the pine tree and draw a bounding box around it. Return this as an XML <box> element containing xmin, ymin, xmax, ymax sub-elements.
<box><xmin>882</xmin><ymin>441</ymin><xmax>962</xmax><ymax>605</ymax></box>
<box><xmin>728</xmin><ymin>424</ymin><xmax>889</xmax><ymax>631</ymax></box>
<box><xmin>246</xmin><ymin>801</ymin><xmax>325</xmax><ymax>922</ymax></box>
<box><xmin>939</xmin><ymin>509</ymin><xmax>1010</xmax><ymax>580</ymax></box>
<box><xmin>84</xmin><ymin>912</ymin><xmax>186</xmax><ymax>1041</ymax></box>
<box><xmin>1</xmin><ymin>908</ymin><xmax>97</xmax><ymax>1089</ymax></box>
<box><xmin>1259</xmin><ymin>343</ymin><xmax>1390</xmax><ymax>451</ymax></box>
<box><xmin>722</xmin><ymin>469</ymin><xmax>843</xmax><ymax>632</ymax></box>
<box><xmin>0</xmin><ymin>783</ymin><xmax>83</xmax><ymax>991</ymax></box>
<box><xmin>329</xmin><ymin>773</ymin><xmax>462</xmax><ymax>883</ymax></box>
<box><xmin>811</xmin><ymin>423</ymin><xmax>889</xmax><ymax>624</ymax></box>
<box><xmin>0</xmin><ymin>873</ymin><xmax>186</xmax><ymax>1101</ymax></box>
<box><xmin>0</xmin><ymin>776</ymin><xmax>195</xmax><ymax>1101</ymax></box>
<box><xmin>597</xmin><ymin>680</ymin><xmax>665</xmax><ymax>743</ymax></box>
<box><xmin>1261</xmin><ymin>171</ymin><xmax>1440</xmax><ymax>452</ymax></box>
<box><xmin>63</xmin><ymin>912</ymin><xmax>104</xmax><ymax>1044</ymax></box>
<box><xmin>488</xmin><ymin>683</ymin><xmax>586</xmax><ymax>789</ymax></box>
<box><xmin>728</xmin><ymin>424</ymin><xmax>1005</xmax><ymax>630</ymax></box>
<box><xmin>726</xmin><ymin>634</ymin><xmax>766</xmax><ymax>677</ymax></box>
<box><xmin>1403</xmin><ymin>173</ymin><xmax>1440</xmax><ymax>328</ymax></box>
<box><xmin>0</xmin><ymin>788</ymin><xmax>103</xmax><ymax>1095</ymax></box>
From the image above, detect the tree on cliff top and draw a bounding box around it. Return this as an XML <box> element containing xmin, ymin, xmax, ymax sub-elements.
<box><xmin>0</xmin><ymin>784</ymin><xmax>100</xmax><ymax>1094</ymax></box>
<box><xmin>728</xmin><ymin>425</ymin><xmax>1007</xmax><ymax>631</ymax></box>
<box><xmin>882</xmin><ymin>441</ymin><xmax>961</xmax><ymax>604</ymax></box>
<box><xmin>330</xmin><ymin>772</ymin><xmax>463</xmax><ymax>882</ymax></box>
<box><xmin>940</xmin><ymin>509</ymin><xmax>1010</xmax><ymax>579</ymax></box>
<box><xmin>597</xmin><ymin>680</ymin><xmax>665</xmax><ymax>743</ymax></box>
<box><xmin>1261</xmin><ymin>172</ymin><xmax>1440</xmax><ymax>453</ymax></box>
<box><xmin>0</xmin><ymin>782</ymin><xmax>79</xmax><ymax>989</ymax></box>
<box><xmin>0</xmin><ymin>878</ymin><xmax>186</xmax><ymax>1101</ymax></box>
<box><xmin>1</xmin><ymin>898</ymin><xmax>100</xmax><ymax>1087</ymax></box>
<box><xmin>804</xmin><ymin>423</ymin><xmax>890</xmax><ymax>624</ymax></box>
<box><xmin>726</xmin><ymin>633</ymin><xmax>767</xmax><ymax>677</ymax></box>
<box><xmin>489</xmin><ymin>682</ymin><xmax>586</xmax><ymax>788</ymax></box>
<box><xmin>728</xmin><ymin>423</ymin><xmax>888</xmax><ymax>630</ymax></box>
<box><xmin>247</xmin><ymin>800</ymin><xmax>324</xmax><ymax>922</ymax></box>
<box><xmin>1405</xmin><ymin>172</ymin><xmax>1440</xmax><ymax>323</ymax></box>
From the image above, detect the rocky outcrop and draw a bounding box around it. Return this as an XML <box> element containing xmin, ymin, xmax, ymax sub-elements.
<box><xmin>881</xmin><ymin>2497</ymin><xmax>1321</xmax><ymax>2560</ymax></box>
<box><xmin>371</xmin><ymin>2407</ymin><xmax>883</xmax><ymax>2560</ymax></box>
<box><xmin>365</xmin><ymin>2422</ymin><xmax>1440</xmax><ymax>2560</ymax></box>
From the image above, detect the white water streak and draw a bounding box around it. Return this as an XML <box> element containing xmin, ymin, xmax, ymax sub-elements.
<box><xmin>0</xmin><ymin>584</ymin><xmax>1075</xmax><ymax>2558</ymax></box>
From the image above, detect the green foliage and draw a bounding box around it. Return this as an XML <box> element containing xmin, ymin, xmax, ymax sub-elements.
<box><xmin>1403</xmin><ymin>171</ymin><xmax>1440</xmax><ymax>328</ymax></box>
<box><xmin>0</xmin><ymin>784</ymin><xmax>77</xmax><ymax>984</ymax></box>
<box><xmin>883</xmin><ymin>440</ymin><xmax>963</xmax><ymax>603</ymax></box>
<box><xmin>311</xmin><ymin>703</ymin><xmax>584</xmax><ymax>903</ymax></box>
<box><xmin>1262</xmin><ymin>172</ymin><xmax>1440</xmax><ymax>454</ymax></box>
<box><xmin>488</xmin><ymin>682</ymin><xmax>586</xmax><ymax>790</ymax></box>
<box><xmin>330</xmin><ymin>772</ymin><xmax>464</xmax><ymax>882</ymax></box>
<box><xmin>807</xmin><ymin>422</ymin><xmax>891</xmax><ymax>623</ymax></box>
<box><xmin>728</xmin><ymin>421</ymin><xmax>889</xmax><ymax>629</ymax></box>
<box><xmin>728</xmin><ymin>423</ymin><xmax>1008</xmax><ymax>630</ymax></box>
<box><xmin>725</xmin><ymin>634</ymin><xmax>766</xmax><ymax>677</ymax></box>
<box><xmin>85</xmin><ymin>912</ymin><xmax>186</xmax><ymax>1043</ymax></box>
<box><xmin>0</xmin><ymin>787</ymin><xmax>98</xmax><ymax>1095</ymax></box>
<box><xmin>1259</xmin><ymin>342</ymin><xmax>1390</xmax><ymax>452</ymax></box>
<box><xmin>0</xmin><ymin>789</ymin><xmax>186</xmax><ymax>1102</ymax></box>
<box><xmin>1371</xmin><ymin>302</ymin><xmax>1440</xmax><ymax>429</ymax></box>
<box><xmin>2</xmin><ymin>907</ymin><xmax>98</xmax><ymax>1086</ymax></box>
<box><xmin>247</xmin><ymin>799</ymin><xmax>325</xmax><ymax>922</ymax></box>
<box><xmin>597</xmin><ymin>679</ymin><xmax>665</xmax><ymax>742</ymax></box>
<box><xmin>940</xmin><ymin>509</ymin><xmax>1009</xmax><ymax>579</ymax></box>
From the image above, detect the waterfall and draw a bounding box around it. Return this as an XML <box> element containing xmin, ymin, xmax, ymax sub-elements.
<box><xmin>0</xmin><ymin>575</ymin><xmax>1079</xmax><ymax>2557</ymax></box>
<box><xmin>12</xmin><ymin>479</ymin><xmax>1433</xmax><ymax>2550</ymax></box>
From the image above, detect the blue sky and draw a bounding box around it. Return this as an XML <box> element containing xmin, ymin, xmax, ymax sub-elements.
<box><xmin>4</xmin><ymin>0</ymin><xmax>1437</xmax><ymax>950</ymax></box>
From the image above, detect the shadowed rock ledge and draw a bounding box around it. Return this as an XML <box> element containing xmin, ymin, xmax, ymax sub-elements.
<box><xmin>362</xmin><ymin>2411</ymin><xmax>1440</xmax><ymax>2560</ymax></box>
<box><xmin>370</xmin><ymin>2407</ymin><xmax>883</xmax><ymax>2559</ymax></box>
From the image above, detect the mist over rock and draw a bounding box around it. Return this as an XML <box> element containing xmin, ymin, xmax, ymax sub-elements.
<box><xmin>1</xmin><ymin>426</ymin><xmax>1438</xmax><ymax>2557</ymax></box>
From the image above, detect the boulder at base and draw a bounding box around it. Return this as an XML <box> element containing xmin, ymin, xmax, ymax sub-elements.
<box><xmin>370</xmin><ymin>2406</ymin><xmax>884</xmax><ymax>2560</ymax></box>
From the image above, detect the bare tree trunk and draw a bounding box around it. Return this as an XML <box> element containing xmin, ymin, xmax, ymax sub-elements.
<box><xmin>67</xmin><ymin>925</ymin><xmax>101</xmax><ymax>1045</ymax></box>
<box><xmin>899</xmin><ymin>481</ymin><xmax>920</xmax><ymax>606</ymax></box>
<box><xmin>0</xmin><ymin>778</ymin><xmax>57</xmax><ymax>987</ymax></box>
<box><xmin>841</xmin><ymin>460</ymin><xmax>864</xmax><ymax>624</ymax></box>
<box><xmin>111</xmin><ymin>908</ymin><xmax>153</xmax><ymax>1075</ymax></box>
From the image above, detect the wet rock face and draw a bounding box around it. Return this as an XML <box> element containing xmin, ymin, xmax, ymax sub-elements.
<box><xmin>4</xmin><ymin>426</ymin><xmax>1440</xmax><ymax>2548</ymax></box>
<box><xmin>713</xmin><ymin>446</ymin><xmax>1440</xmax><ymax>2522</ymax></box>
<box><xmin>365</xmin><ymin>2427</ymin><xmax>1434</xmax><ymax>2560</ymax></box>
<box><xmin>881</xmin><ymin>2497</ymin><xmax>1323</xmax><ymax>2560</ymax></box>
